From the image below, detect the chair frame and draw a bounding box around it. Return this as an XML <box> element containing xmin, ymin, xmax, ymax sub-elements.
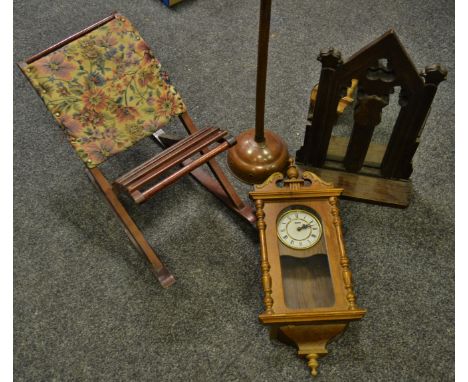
<box><xmin>19</xmin><ymin>12</ymin><xmax>256</xmax><ymax>288</ymax></box>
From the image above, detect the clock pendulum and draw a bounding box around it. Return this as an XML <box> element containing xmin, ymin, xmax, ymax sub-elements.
<box><xmin>227</xmin><ymin>0</ymin><xmax>289</xmax><ymax>184</ymax></box>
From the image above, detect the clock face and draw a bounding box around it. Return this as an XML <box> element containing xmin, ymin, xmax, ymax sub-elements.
<box><xmin>277</xmin><ymin>209</ymin><xmax>322</xmax><ymax>249</ymax></box>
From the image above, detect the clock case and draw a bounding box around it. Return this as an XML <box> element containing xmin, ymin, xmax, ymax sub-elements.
<box><xmin>249</xmin><ymin>162</ymin><xmax>366</xmax><ymax>376</ymax></box>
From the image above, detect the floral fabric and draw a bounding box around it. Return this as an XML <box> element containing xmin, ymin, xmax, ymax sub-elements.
<box><xmin>21</xmin><ymin>15</ymin><xmax>187</xmax><ymax>167</ymax></box>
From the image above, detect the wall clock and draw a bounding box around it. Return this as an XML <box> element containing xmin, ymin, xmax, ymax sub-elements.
<box><xmin>249</xmin><ymin>159</ymin><xmax>366</xmax><ymax>377</ymax></box>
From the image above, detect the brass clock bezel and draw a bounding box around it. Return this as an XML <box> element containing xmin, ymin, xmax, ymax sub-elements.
<box><xmin>276</xmin><ymin>208</ymin><xmax>323</xmax><ymax>250</ymax></box>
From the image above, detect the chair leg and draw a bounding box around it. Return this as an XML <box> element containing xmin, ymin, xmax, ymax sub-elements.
<box><xmin>185</xmin><ymin>165</ymin><xmax>257</xmax><ymax>224</ymax></box>
<box><xmin>177</xmin><ymin>113</ymin><xmax>257</xmax><ymax>224</ymax></box>
<box><xmin>155</xmin><ymin>129</ymin><xmax>256</xmax><ymax>225</ymax></box>
<box><xmin>85</xmin><ymin>168</ymin><xmax>175</xmax><ymax>288</ymax></box>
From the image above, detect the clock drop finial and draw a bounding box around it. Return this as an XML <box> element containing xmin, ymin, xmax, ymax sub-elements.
<box><xmin>306</xmin><ymin>353</ymin><xmax>320</xmax><ymax>377</ymax></box>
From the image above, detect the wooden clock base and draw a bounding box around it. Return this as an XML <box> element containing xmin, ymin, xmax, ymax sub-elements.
<box><xmin>306</xmin><ymin>167</ymin><xmax>412</xmax><ymax>208</ymax></box>
<box><xmin>270</xmin><ymin>323</ymin><xmax>348</xmax><ymax>376</ymax></box>
<box><xmin>299</xmin><ymin>136</ymin><xmax>412</xmax><ymax>208</ymax></box>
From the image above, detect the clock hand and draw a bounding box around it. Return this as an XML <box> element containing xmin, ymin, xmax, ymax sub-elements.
<box><xmin>297</xmin><ymin>223</ymin><xmax>312</xmax><ymax>232</ymax></box>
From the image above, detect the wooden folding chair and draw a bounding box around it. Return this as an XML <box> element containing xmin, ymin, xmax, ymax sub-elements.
<box><xmin>18</xmin><ymin>12</ymin><xmax>255</xmax><ymax>288</ymax></box>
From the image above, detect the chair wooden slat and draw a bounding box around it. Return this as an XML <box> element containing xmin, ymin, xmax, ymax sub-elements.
<box><xmin>126</xmin><ymin>129</ymin><xmax>228</xmax><ymax>193</ymax></box>
<box><xmin>115</xmin><ymin>127</ymin><xmax>217</xmax><ymax>187</ymax></box>
<box><xmin>132</xmin><ymin>140</ymin><xmax>233</xmax><ymax>203</ymax></box>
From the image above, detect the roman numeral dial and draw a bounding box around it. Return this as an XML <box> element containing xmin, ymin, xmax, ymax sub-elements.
<box><xmin>276</xmin><ymin>209</ymin><xmax>322</xmax><ymax>250</ymax></box>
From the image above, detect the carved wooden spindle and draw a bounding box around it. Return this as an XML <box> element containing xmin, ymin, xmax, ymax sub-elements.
<box><xmin>329</xmin><ymin>196</ymin><xmax>357</xmax><ymax>310</ymax></box>
<box><xmin>255</xmin><ymin>199</ymin><xmax>274</xmax><ymax>314</ymax></box>
<box><xmin>381</xmin><ymin>64</ymin><xmax>447</xmax><ymax>179</ymax></box>
<box><xmin>296</xmin><ymin>49</ymin><xmax>343</xmax><ymax>166</ymax></box>
<box><xmin>344</xmin><ymin>94</ymin><xmax>389</xmax><ymax>172</ymax></box>
<box><xmin>380</xmin><ymin>87</ymin><xmax>415</xmax><ymax>178</ymax></box>
<box><xmin>343</xmin><ymin>59</ymin><xmax>394</xmax><ymax>172</ymax></box>
<box><xmin>399</xmin><ymin>64</ymin><xmax>448</xmax><ymax>178</ymax></box>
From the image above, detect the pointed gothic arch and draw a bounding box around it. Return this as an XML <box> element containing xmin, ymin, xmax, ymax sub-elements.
<box><xmin>296</xmin><ymin>30</ymin><xmax>447</xmax><ymax>207</ymax></box>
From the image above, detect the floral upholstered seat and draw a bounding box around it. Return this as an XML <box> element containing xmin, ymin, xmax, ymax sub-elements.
<box><xmin>21</xmin><ymin>15</ymin><xmax>187</xmax><ymax>167</ymax></box>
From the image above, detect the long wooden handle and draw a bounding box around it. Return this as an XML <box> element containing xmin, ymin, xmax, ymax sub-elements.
<box><xmin>255</xmin><ymin>0</ymin><xmax>272</xmax><ymax>143</ymax></box>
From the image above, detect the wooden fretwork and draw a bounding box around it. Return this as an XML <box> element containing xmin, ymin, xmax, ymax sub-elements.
<box><xmin>296</xmin><ymin>30</ymin><xmax>447</xmax><ymax>207</ymax></box>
